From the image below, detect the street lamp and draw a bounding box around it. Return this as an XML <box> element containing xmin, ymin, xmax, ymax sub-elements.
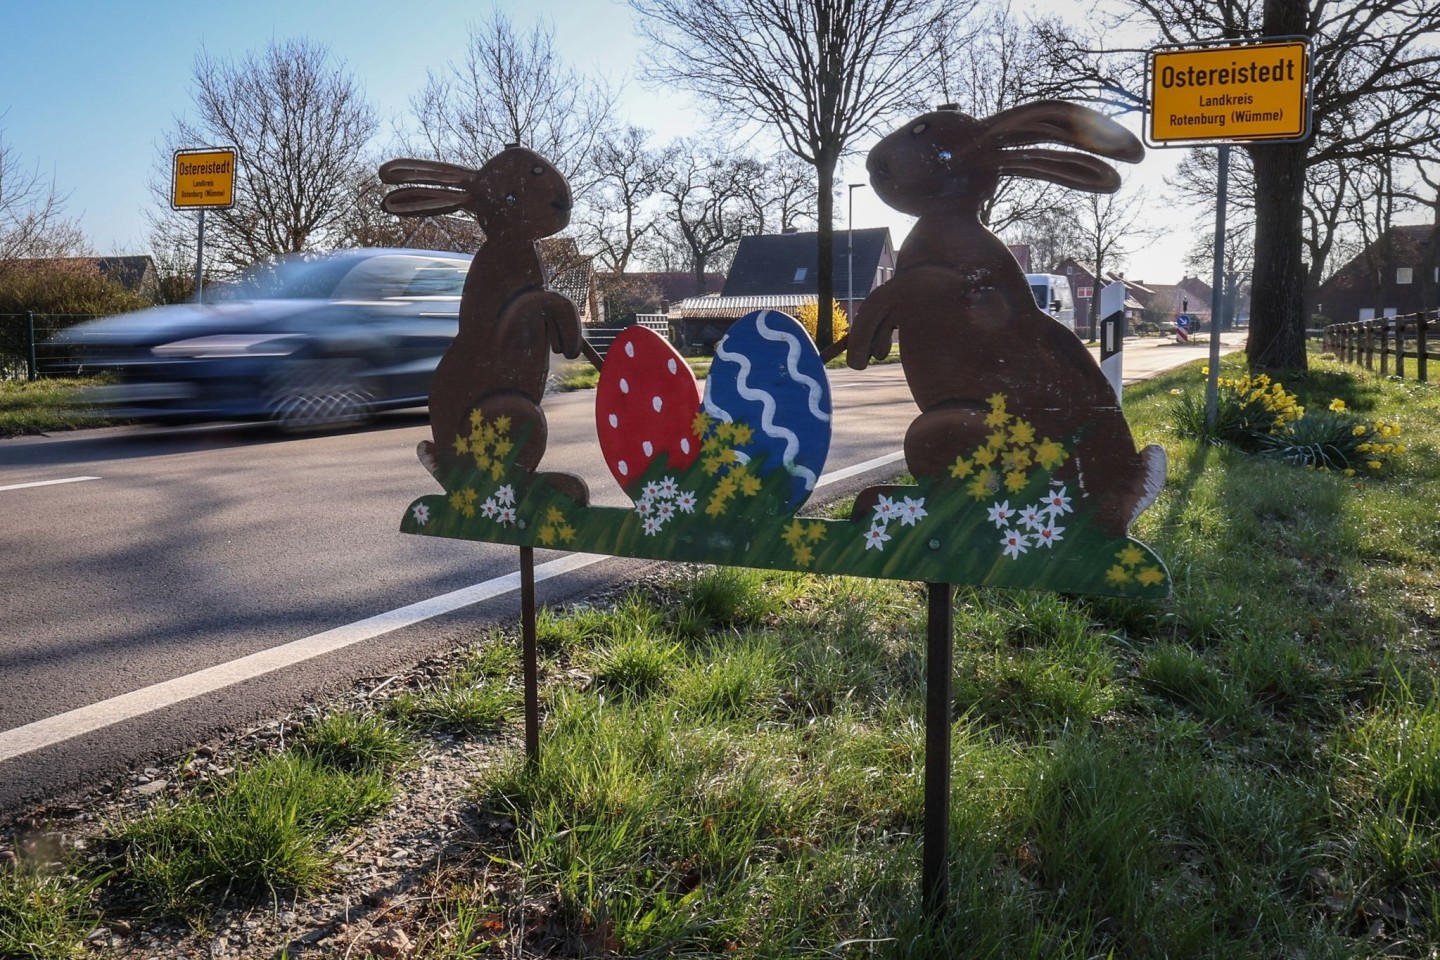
<box><xmin>847</xmin><ymin>183</ymin><xmax>865</xmax><ymax>326</ymax></box>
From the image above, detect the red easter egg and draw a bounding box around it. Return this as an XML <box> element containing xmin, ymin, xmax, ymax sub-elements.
<box><xmin>595</xmin><ymin>326</ymin><xmax>702</xmax><ymax>495</ymax></box>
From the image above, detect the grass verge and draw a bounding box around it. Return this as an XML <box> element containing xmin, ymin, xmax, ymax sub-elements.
<box><xmin>4</xmin><ymin>354</ymin><xmax>1439</xmax><ymax>958</ymax></box>
<box><xmin>0</xmin><ymin>378</ymin><xmax>112</xmax><ymax>437</ymax></box>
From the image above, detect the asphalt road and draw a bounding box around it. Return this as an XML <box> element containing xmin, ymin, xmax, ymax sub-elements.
<box><xmin>0</xmin><ymin>333</ymin><xmax>1241</xmax><ymax>817</ymax></box>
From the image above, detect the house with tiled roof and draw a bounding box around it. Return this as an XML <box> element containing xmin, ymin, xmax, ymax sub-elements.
<box><xmin>672</xmin><ymin>227</ymin><xmax>895</xmax><ymax>348</ymax></box>
<box><xmin>1318</xmin><ymin>223</ymin><xmax>1438</xmax><ymax>324</ymax></box>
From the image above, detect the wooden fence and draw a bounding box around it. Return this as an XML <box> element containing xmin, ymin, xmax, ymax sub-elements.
<box><xmin>1324</xmin><ymin>310</ymin><xmax>1437</xmax><ymax>383</ymax></box>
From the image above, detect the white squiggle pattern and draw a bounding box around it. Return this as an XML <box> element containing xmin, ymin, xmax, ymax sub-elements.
<box><xmin>710</xmin><ymin>337</ymin><xmax>818</xmax><ymax>491</ymax></box>
<box><xmin>754</xmin><ymin>311</ymin><xmax>831</xmax><ymax>423</ymax></box>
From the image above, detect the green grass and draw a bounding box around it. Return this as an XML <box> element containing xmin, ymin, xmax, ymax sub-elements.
<box><xmin>0</xmin><ymin>378</ymin><xmax>113</xmax><ymax>437</ymax></box>
<box><xmin>10</xmin><ymin>353</ymin><xmax>1440</xmax><ymax>957</ymax></box>
<box><xmin>0</xmin><ymin>864</ymin><xmax>99</xmax><ymax>959</ymax></box>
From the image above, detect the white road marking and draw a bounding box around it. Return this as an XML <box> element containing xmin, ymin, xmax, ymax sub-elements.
<box><xmin>0</xmin><ymin>552</ymin><xmax>607</xmax><ymax>763</ymax></box>
<box><xmin>0</xmin><ymin>476</ymin><xmax>101</xmax><ymax>492</ymax></box>
<box><xmin>0</xmin><ymin>451</ymin><xmax>908</xmax><ymax>763</ymax></box>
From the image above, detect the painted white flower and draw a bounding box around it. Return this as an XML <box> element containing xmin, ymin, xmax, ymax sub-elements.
<box><xmin>655</xmin><ymin>500</ymin><xmax>676</xmax><ymax>522</ymax></box>
<box><xmin>899</xmin><ymin>496</ymin><xmax>928</xmax><ymax>527</ymax></box>
<box><xmin>873</xmin><ymin>494</ymin><xmax>900</xmax><ymax>521</ymax></box>
<box><xmin>1018</xmin><ymin>505</ymin><xmax>1045</xmax><ymax>530</ymax></box>
<box><xmin>498</xmin><ymin>506</ymin><xmax>517</xmax><ymax>525</ymax></box>
<box><xmin>1000</xmin><ymin>528</ymin><xmax>1030</xmax><ymax>559</ymax></box>
<box><xmin>635</xmin><ymin>498</ymin><xmax>654</xmax><ymax>517</ymax></box>
<box><xmin>1034</xmin><ymin>524</ymin><xmax>1065</xmax><ymax>548</ymax></box>
<box><xmin>495</xmin><ymin>484</ymin><xmax>516</xmax><ymax>506</ymax></box>
<box><xmin>1044</xmin><ymin>486</ymin><xmax>1073</xmax><ymax>517</ymax></box>
<box><xmin>863</xmin><ymin>523</ymin><xmax>892</xmax><ymax>551</ymax></box>
<box><xmin>642</xmin><ymin>480</ymin><xmax>662</xmax><ymax>500</ymax></box>
<box><xmin>480</xmin><ymin>498</ymin><xmax>500</xmax><ymax>519</ymax></box>
<box><xmin>658</xmin><ymin>476</ymin><xmax>679</xmax><ymax>498</ymax></box>
<box><xmin>987</xmin><ymin>500</ymin><xmax>1013</xmax><ymax>528</ymax></box>
<box><xmin>642</xmin><ymin>516</ymin><xmax>662</xmax><ymax>536</ymax></box>
<box><xmin>411</xmin><ymin>503</ymin><xmax>430</xmax><ymax>526</ymax></box>
<box><xmin>676</xmin><ymin>491</ymin><xmax>698</xmax><ymax>514</ymax></box>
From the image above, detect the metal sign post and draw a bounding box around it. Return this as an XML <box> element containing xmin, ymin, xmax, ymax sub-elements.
<box><xmin>171</xmin><ymin>147</ymin><xmax>238</xmax><ymax>303</ymax></box>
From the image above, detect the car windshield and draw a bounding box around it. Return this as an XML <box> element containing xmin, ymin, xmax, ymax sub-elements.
<box><xmin>1029</xmin><ymin>284</ymin><xmax>1048</xmax><ymax>309</ymax></box>
<box><xmin>222</xmin><ymin>254</ymin><xmax>468</xmax><ymax>300</ymax></box>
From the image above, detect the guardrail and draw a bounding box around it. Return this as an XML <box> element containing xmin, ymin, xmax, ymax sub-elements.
<box><xmin>0</xmin><ymin>312</ymin><xmax>98</xmax><ymax>381</ymax></box>
<box><xmin>1324</xmin><ymin>311</ymin><xmax>1436</xmax><ymax>383</ymax></box>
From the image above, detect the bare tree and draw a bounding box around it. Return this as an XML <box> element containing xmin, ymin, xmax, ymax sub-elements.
<box><xmin>1186</xmin><ymin>223</ymin><xmax>1254</xmax><ymax>330</ymax></box>
<box><xmin>1074</xmin><ymin>179</ymin><xmax>1157</xmax><ymax>337</ymax></box>
<box><xmin>1002</xmin><ymin>201</ymin><xmax>1086</xmax><ymax>275</ymax></box>
<box><xmin>335</xmin><ymin>171</ymin><xmax>484</xmax><ymax>252</ymax></box>
<box><xmin>630</xmin><ymin>0</ymin><xmax>958</xmax><ymax>348</ymax></box>
<box><xmin>1039</xmin><ymin>0</ymin><xmax>1440</xmax><ymax>373</ymax></box>
<box><xmin>570</xmin><ymin>127</ymin><xmax>672</xmax><ymax>275</ymax></box>
<box><xmin>409</xmin><ymin>12</ymin><xmax>615</xmax><ymax>202</ymax></box>
<box><xmin>150</xmin><ymin>38</ymin><xmax>378</xmax><ymax>272</ymax></box>
<box><xmin>0</xmin><ymin>130</ymin><xmax>86</xmax><ymax>261</ymax></box>
<box><xmin>643</xmin><ymin>145</ymin><xmax>762</xmax><ymax>294</ymax></box>
<box><xmin>755</xmin><ymin>153</ymin><xmax>819</xmax><ymax>235</ymax></box>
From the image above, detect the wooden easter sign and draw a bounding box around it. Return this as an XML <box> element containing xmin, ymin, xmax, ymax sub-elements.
<box><xmin>384</xmin><ymin>107</ymin><xmax>1169</xmax><ymax>599</ymax></box>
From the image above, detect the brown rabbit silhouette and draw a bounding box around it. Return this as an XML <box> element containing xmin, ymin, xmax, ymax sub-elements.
<box><xmin>848</xmin><ymin>101</ymin><xmax>1165</xmax><ymax>536</ymax></box>
<box><xmin>380</xmin><ymin>147</ymin><xmax>585</xmax><ymax>497</ymax></box>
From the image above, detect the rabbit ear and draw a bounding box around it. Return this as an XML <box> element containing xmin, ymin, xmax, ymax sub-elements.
<box><xmin>378</xmin><ymin>158</ymin><xmax>477</xmax><ymax>187</ymax></box>
<box><xmin>382</xmin><ymin>185</ymin><xmax>472</xmax><ymax>217</ymax></box>
<box><xmin>982</xmin><ymin>100</ymin><xmax>1143</xmax><ymax>163</ymax></box>
<box><xmin>997</xmin><ymin>148</ymin><xmax>1124</xmax><ymax>193</ymax></box>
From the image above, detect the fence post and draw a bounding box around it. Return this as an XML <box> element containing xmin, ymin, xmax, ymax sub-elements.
<box><xmin>25</xmin><ymin>311</ymin><xmax>39</xmax><ymax>381</ymax></box>
<box><xmin>1395</xmin><ymin>319</ymin><xmax>1406</xmax><ymax>380</ymax></box>
<box><xmin>1379</xmin><ymin>319</ymin><xmax>1390</xmax><ymax>376</ymax></box>
<box><xmin>1418</xmin><ymin>312</ymin><xmax>1430</xmax><ymax>384</ymax></box>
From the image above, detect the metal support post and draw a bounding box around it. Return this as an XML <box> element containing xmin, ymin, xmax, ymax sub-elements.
<box><xmin>922</xmin><ymin>581</ymin><xmax>954</xmax><ymax>921</ymax></box>
<box><xmin>520</xmin><ymin>546</ymin><xmax>540</xmax><ymax>763</ymax></box>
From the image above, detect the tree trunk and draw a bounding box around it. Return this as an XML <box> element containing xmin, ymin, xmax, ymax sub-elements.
<box><xmin>815</xmin><ymin>157</ymin><xmax>836</xmax><ymax>349</ymax></box>
<box><xmin>1246</xmin><ymin>0</ymin><xmax>1310</xmax><ymax>374</ymax></box>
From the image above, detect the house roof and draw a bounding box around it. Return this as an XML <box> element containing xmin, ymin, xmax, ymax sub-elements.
<box><xmin>538</xmin><ymin>238</ymin><xmax>593</xmax><ymax>317</ymax></box>
<box><xmin>722</xmin><ymin>227</ymin><xmax>892</xmax><ymax>299</ymax></box>
<box><xmin>677</xmin><ymin>293</ymin><xmax>817</xmax><ymax>319</ymax></box>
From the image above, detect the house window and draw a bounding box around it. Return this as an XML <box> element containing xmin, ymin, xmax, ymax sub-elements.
<box><xmin>793</xmin><ymin>267</ymin><xmax>807</xmax><ymax>282</ymax></box>
<box><xmin>1397</xmin><ymin>267</ymin><xmax>1414</xmax><ymax>284</ymax></box>
<box><xmin>1065</xmin><ymin>265</ymin><xmax>1073</xmax><ymax>275</ymax></box>
<box><xmin>1076</xmin><ymin>286</ymin><xmax>1093</xmax><ymax>299</ymax></box>
<box><xmin>1359</xmin><ymin>308</ymin><xmax>1375</xmax><ymax>321</ymax></box>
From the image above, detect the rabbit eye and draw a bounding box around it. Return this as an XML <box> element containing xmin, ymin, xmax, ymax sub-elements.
<box><xmin>504</xmin><ymin>192</ymin><xmax>518</xmax><ymax>206</ymax></box>
<box><xmin>911</xmin><ymin>122</ymin><xmax>929</xmax><ymax>135</ymax></box>
<box><xmin>531</xmin><ymin>164</ymin><xmax>546</xmax><ymax>176</ymax></box>
<box><xmin>938</xmin><ymin>149</ymin><xmax>953</xmax><ymax>161</ymax></box>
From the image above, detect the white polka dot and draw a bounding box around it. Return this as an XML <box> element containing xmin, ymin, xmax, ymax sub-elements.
<box><xmin>617</xmin><ymin>460</ymin><xmax>629</xmax><ymax>476</ymax></box>
<box><xmin>667</xmin><ymin>358</ymin><xmax>678</xmax><ymax>375</ymax></box>
<box><xmin>620</xmin><ymin>378</ymin><xmax>630</xmax><ymax>394</ymax></box>
<box><xmin>680</xmin><ymin>437</ymin><xmax>691</xmax><ymax>454</ymax></box>
<box><xmin>608</xmin><ymin>413</ymin><xmax>619</xmax><ymax>429</ymax></box>
<box><xmin>642</xmin><ymin>440</ymin><xmax>654</xmax><ymax>456</ymax></box>
<box><xmin>652</xmin><ymin>396</ymin><xmax>663</xmax><ymax>413</ymax></box>
<box><xmin>625</xmin><ymin>341</ymin><xmax>635</xmax><ymax>358</ymax></box>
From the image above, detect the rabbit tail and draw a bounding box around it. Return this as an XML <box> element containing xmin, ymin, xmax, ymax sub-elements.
<box><xmin>1130</xmin><ymin>443</ymin><xmax>1167</xmax><ymax>527</ymax></box>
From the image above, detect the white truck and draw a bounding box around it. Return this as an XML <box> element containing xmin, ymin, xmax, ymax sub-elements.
<box><xmin>1026</xmin><ymin>274</ymin><xmax>1077</xmax><ymax>333</ymax></box>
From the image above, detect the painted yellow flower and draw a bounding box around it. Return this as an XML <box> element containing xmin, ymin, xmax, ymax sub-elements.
<box><xmin>715</xmin><ymin>475</ymin><xmax>738</xmax><ymax>499</ymax></box>
<box><xmin>730</xmin><ymin>423</ymin><xmax>754</xmax><ymax>445</ymax></box>
<box><xmin>469</xmin><ymin>409</ymin><xmax>484</xmax><ymax>428</ymax></box>
<box><xmin>493</xmin><ymin>439</ymin><xmax>513</xmax><ymax>458</ymax></box>
<box><xmin>538</xmin><ymin>526</ymin><xmax>557</xmax><ymax>546</ymax></box>
<box><xmin>1032</xmin><ymin>438</ymin><xmax>1068</xmax><ymax>471</ymax></box>
<box><xmin>987</xmin><ymin>428</ymin><xmax>1009</xmax><ymax>450</ymax></box>
<box><xmin>806</xmin><ymin>522</ymin><xmax>826</xmax><ymax>543</ymax></box>
<box><xmin>987</xmin><ymin>392</ymin><xmax>1007</xmax><ymax>411</ymax></box>
<box><xmin>704</xmin><ymin>496</ymin><xmax>728</xmax><ymax>517</ymax></box>
<box><xmin>692</xmin><ymin>411</ymin><xmax>713</xmax><ymax>437</ymax></box>
<box><xmin>473</xmin><ymin>452</ymin><xmax>492</xmax><ymax>470</ymax></box>
<box><xmin>951</xmin><ymin>457</ymin><xmax>975</xmax><ymax>479</ymax></box>
<box><xmin>490</xmin><ymin>462</ymin><xmax>505</xmax><ymax>481</ymax></box>
<box><xmin>740</xmin><ymin>473</ymin><xmax>763</xmax><ymax>497</ymax></box>
<box><xmin>794</xmin><ymin>544</ymin><xmax>815</xmax><ymax>566</ymax></box>
<box><xmin>702</xmin><ymin>456</ymin><xmax>723</xmax><ymax>476</ymax></box>
<box><xmin>1137</xmin><ymin>567</ymin><xmax>1166</xmax><ymax>588</ymax></box>
<box><xmin>716</xmin><ymin>421</ymin><xmax>737</xmax><ymax>442</ymax></box>
<box><xmin>1002</xmin><ymin>448</ymin><xmax>1032</xmax><ymax>471</ymax></box>
<box><xmin>973</xmin><ymin>446</ymin><xmax>998</xmax><ymax>467</ymax></box>
<box><xmin>1105</xmin><ymin>565</ymin><xmax>1132</xmax><ymax>586</ymax></box>
<box><xmin>1329</xmin><ymin>398</ymin><xmax>1346</xmax><ymax>412</ymax></box>
<box><xmin>1005</xmin><ymin>469</ymin><xmax>1029</xmax><ymax>493</ymax></box>
<box><xmin>452</xmin><ymin>436</ymin><xmax>470</xmax><ymax>456</ymax></box>
<box><xmin>1117</xmin><ymin>545</ymin><xmax>1145</xmax><ymax>568</ymax></box>
<box><xmin>547</xmin><ymin>507</ymin><xmax>566</xmax><ymax>524</ymax></box>
<box><xmin>984</xmin><ymin>406</ymin><xmax>1010</xmax><ymax>428</ymax></box>
<box><xmin>558</xmin><ymin>524</ymin><xmax>576</xmax><ymax>543</ymax></box>
<box><xmin>720</xmin><ymin>448</ymin><xmax>739</xmax><ymax>464</ymax></box>
<box><xmin>1008</xmin><ymin>420</ymin><xmax>1036</xmax><ymax>446</ymax></box>
<box><xmin>968</xmin><ymin>469</ymin><xmax>997</xmax><ymax>500</ymax></box>
<box><xmin>493</xmin><ymin>416</ymin><xmax>511</xmax><ymax>435</ymax></box>
<box><xmin>782</xmin><ymin>520</ymin><xmax>808</xmax><ymax>548</ymax></box>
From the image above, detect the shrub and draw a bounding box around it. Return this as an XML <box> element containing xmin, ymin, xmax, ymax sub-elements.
<box><xmin>793</xmin><ymin>298</ymin><xmax>848</xmax><ymax>345</ymax></box>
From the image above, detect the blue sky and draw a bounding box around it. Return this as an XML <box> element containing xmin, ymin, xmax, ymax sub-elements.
<box><xmin>1</xmin><ymin>0</ymin><xmax>1190</xmax><ymax>281</ymax></box>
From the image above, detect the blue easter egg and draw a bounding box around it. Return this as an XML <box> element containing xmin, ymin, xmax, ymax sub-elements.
<box><xmin>703</xmin><ymin>309</ymin><xmax>833</xmax><ymax>512</ymax></box>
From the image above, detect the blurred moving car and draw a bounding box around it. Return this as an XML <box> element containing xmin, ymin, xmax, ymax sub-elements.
<box><xmin>50</xmin><ymin>249</ymin><xmax>472</xmax><ymax>430</ymax></box>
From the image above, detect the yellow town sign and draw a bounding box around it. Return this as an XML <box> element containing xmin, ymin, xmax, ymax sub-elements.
<box><xmin>1148</xmin><ymin>39</ymin><xmax>1311</xmax><ymax>145</ymax></box>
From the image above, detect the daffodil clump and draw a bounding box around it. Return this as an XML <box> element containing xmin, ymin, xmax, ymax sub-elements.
<box><xmin>1171</xmin><ymin>368</ymin><xmax>1405</xmax><ymax>475</ymax></box>
<box><xmin>948</xmin><ymin>393</ymin><xmax>1069</xmax><ymax>500</ymax></box>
